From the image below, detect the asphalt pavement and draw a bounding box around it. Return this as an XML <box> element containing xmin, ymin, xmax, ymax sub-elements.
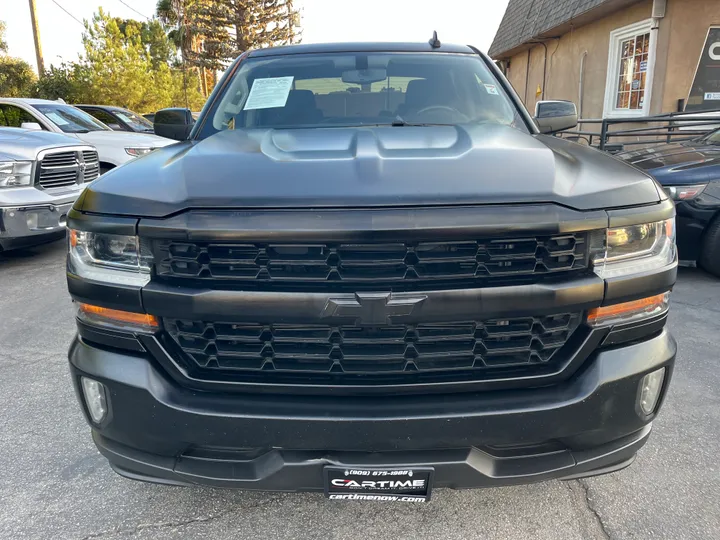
<box><xmin>0</xmin><ymin>240</ymin><xmax>718</xmax><ymax>540</ymax></box>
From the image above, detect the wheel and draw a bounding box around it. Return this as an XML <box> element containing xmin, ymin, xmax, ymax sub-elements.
<box><xmin>699</xmin><ymin>216</ymin><xmax>720</xmax><ymax>278</ymax></box>
<box><xmin>100</xmin><ymin>165</ymin><xmax>112</xmax><ymax>175</ymax></box>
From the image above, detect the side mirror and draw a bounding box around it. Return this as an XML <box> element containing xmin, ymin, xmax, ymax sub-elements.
<box><xmin>153</xmin><ymin>108</ymin><xmax>195</xmax><ymax>141</ymax></box>
<box><xmin>534</xmin><ymin>100</ymin><xmax>578</xmax><ymax>134</ymax></box>
<box><xmin>107</xmin><ymin>123</ymin><xmax>124</xmax><ymax>131</ymax></box>
<box><xmin>21</xmin><ymin>122</ymin><xmax>43</xmax><ymax>131</ymax></box>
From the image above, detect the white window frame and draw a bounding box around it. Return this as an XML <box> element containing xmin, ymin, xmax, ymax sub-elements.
<box><xmin>602</xmin><ymin>19</ymin><xmax>657</xmax><ymax>119</ymax></box>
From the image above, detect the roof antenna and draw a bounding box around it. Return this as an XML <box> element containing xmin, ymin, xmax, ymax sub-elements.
<box><xmin>429</xmin><ymin>30</ymin><xmax>441</xmax><ymax>48</ymax></box>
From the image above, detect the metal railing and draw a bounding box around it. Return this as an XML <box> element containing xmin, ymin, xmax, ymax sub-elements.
<box><xmin>559</xmin><ymin>108</ymin><xmax>720</xmax><ymax>153</ymax></box>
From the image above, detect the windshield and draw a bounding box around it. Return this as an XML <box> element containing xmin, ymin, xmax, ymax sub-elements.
<box><xmin>701</xmin><ymin>128</ymin><xmax>720</xmax><ymax>145</ymax></box>
<box><xmin>202</xmin><ymin>52</ymin><xmax>527</xmax><ymax>137</ymax></box>
<box><xmin>34</xmin><ymin>104</ymin><xmax>110</xmax><ymax>133</ymax></box>
<box><xmin>113</xmin><ymin>108</ymin><xmax>154</xmax><ymax>132</ymax></box>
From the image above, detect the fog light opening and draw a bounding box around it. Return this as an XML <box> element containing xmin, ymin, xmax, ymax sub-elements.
<box><xmin>25</xmin><ymin>212</ymin><xmax>39</xmax><ymax>230</ymax></box>
<box><xmin>81</xmin><ymin>377</ymin><xmax>108</xmax><ymax>424</ymax></box>
<box><xmin>639</xmin><ymin>368</ymin><xmax>665</xmax><ymax>416</ymax></box>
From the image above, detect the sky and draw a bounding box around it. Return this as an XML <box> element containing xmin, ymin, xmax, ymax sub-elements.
<box><xmin>3</xmin><ymin>0</ymin><xmax>510</xmax><ymax>73</ymax></box>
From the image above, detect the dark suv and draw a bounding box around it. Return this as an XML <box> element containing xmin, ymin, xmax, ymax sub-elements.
<box><xmin>66</xmin><ymin>42</ymin><xmax>677</xmax><ymax>502</ymax></box>
<box><xmin>617</xmin><ymin>128</ymin><xmax>720</xmax><ymax>276</ymax></box>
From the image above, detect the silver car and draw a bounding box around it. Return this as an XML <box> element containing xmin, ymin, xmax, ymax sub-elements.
<box><xmin>0</xmin><ymin>127</ymin><xmax>98</xmax><ymax>251</ymax></box>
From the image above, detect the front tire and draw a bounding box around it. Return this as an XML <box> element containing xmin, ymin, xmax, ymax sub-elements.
<box><xmin>699</xmin><ymin>216</ymin><xmax>720</xmax><ymax>278</ymax></box>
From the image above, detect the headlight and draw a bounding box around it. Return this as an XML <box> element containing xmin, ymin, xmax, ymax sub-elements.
<box><xmin>0</xmin><ymin>160</ymin><xmax>33</xmax><ymax>187</ymax></box>
<box><xmin>593</xmin><ymin>219</ymin><xmax>676</xmax><ymax>279</ymax></box>
<box><xmin>124</xmin><ymin>147</ymin><xmax>154</xmax><ymax>157</ymax></box>
<box><xmin>68</xmin><ymin>229</ymin><xmax>151</xmax><ymax>286</ymax></box>
<box><xmin>664</xmin><ymin>184</ymin><xmax>707</xmax><ymax>201</ymax></box>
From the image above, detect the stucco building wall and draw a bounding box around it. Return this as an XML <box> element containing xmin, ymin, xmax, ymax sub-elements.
<box><xmin>501</xmin><ymin>0</ymin><xmax>720</xmax><ymax>119</ymax></box>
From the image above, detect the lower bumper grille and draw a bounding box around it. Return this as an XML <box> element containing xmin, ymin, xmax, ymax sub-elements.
<box><xmin>164</xmin><ymin>313</ymin><xmax>582</xmax><ymax>386</ymax></box>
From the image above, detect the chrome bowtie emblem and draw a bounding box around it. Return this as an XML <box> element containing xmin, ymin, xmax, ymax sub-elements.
<box><xmin>321</xmin><ymin>293</ymin><xmax>427</xmax><ymax>326</ymax></box>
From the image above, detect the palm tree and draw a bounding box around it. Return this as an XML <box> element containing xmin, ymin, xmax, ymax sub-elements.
<box><xmin>156</xmin><ymin>0</ymin><xmax>209</xmax><ymax>97</ymax></box>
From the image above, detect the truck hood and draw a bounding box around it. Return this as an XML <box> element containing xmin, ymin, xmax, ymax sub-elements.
<box><xmin>78</xmin><ymin>124</ymin><xmax>661</xmax><ymax>217</ymax></box>
<box><xmin>616</xmin><ymin>141</ymin><xmax>720</xmax><ymax>185</ymax></box>
<box><xmin>73</xmin><ymin>130</ymin><xmax>173</xmax><ymax>148</ymax></box>
<box><xmin>0</xmin><ymin>127</ymin><xmax>87</xmax><ymax>160</ymax></box>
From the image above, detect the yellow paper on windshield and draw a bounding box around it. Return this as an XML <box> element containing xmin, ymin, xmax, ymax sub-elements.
<box><xmin>243</xmin><ymin>77</ymin><xmax>294</xmax><ymax>110</ymax></box>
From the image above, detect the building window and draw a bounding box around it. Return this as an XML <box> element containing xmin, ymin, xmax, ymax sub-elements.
<box><xmin>603</xmin><ymin>19</ymin><xmax>656</xmax><ymax>118</ymax></box>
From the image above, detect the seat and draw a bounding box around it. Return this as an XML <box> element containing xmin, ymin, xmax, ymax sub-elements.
<box><xmin>397</xmin><ymin>79</ymin><xmax>458</xmax><ymax>118</ymax></box>
<box><xmin>400</xmin><ymin>79</ymin><xmax>434</xmax><ymax>114</ymax></box>
<box><xmin>277</xmin><ymin>90</ymin><xmax>323</xmax><ymax>125</ymax></box>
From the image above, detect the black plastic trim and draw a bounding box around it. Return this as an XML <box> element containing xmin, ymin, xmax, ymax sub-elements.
<box><xmin>67</xmin><ymin>209</ymin><xmax>138</xmax><ymax>235</ymax></box>
<box><xmin>76</xmin><ymin>320</ymin><xmax>147</xmax><ymax>353</ymax></box>
<box><xmin>601</xmin><ymin>314</ymin><xmax>668</xmax><ymax>347</ymax></box>
<box><xmin>141</xmin><ymin>275</ymin><xmax>604</xmax><ymax>324</ymax></box>
<box><xmin>67</xmin><ymin>272</ymin><xmax>144</xmax><ymax>312</ymax></box>
<box><xmin>94</xmin><ymin>426</ymin><xmax>650</xmax><ymax>490</ymax></box>
<box><xmin>603</xmin><ymin>261</ymin><xmax>677</xmax><ymax>305</ymax></box>
<box><xmin>137</xmin><ymin>205</ymin><xmax>609</xmax><ymax>242</ymax></box>
<box><xmin>607</xmin><ymin>199</ymin><xmax>675</xmax><ymax>228</ymax></box>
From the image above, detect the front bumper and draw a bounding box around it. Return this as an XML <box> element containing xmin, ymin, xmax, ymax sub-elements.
<box><xmin>0</xmin><ymin>200</ymin><xmax>75</xmax><ymax>250</ymax></box>
<box><xmin>69</xmin><ymin>329</ymin><xmax>676</xmax><ymax>490</ymax></box>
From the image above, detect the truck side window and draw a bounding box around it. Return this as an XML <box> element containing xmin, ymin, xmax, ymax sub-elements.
<box><xmin>0</xmin><ymin>104</ymin><xmax>44</xmax><ymax>128</ymax></box>
<box><xmin>87</xmin><ymin>109</ymin><xmax>124</xmax><ymax>130</ymax></box>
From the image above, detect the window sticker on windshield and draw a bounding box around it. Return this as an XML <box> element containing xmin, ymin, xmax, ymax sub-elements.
<box><xmin>45</xmin><ymin>112</ymin><xmax>69</xmax><ymax>125</ymax></box>
<box><xmin>484</xmin><ymin>84</ymin><xmax>499</xmax><ymax>95</ymax></box>
<box><xmin>243</xmin><ymin>76</ymin><xmax>294</xmax><ymax>110</ymax></box>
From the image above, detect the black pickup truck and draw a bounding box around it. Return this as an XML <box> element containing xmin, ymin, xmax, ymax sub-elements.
<box><xmin>66</xmin><ymin>41</ymin><xmax>677</xmax><ymax>502</ymax></box>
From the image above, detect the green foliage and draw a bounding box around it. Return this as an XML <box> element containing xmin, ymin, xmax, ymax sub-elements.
<box><xmin>0</xmin><ymin>21</ymin><xmax>8</xmax><ymax>53</ymax></box>
<box><xmin>2</xmin><ymin>2</ymin><xmax>304</xmax><ymax>111</ymax></box>
<box><xmin>159</xmin><ymin>1</ymin><xmax>301</xmax><ymax>71</ymax></box>
<box><xmin>0</xmin><ymin>56</ymin><xmax>37</xmax><ymax>97</ymax></box>
<box><xmin>31</xmin><ymin>9</ymin><xmax>204</xmax><ymax>112</ymax></box>
<box><xmin>35</xmin><ymin>62</ymin><xmax>90</xmax><ymax>102</ymax></box>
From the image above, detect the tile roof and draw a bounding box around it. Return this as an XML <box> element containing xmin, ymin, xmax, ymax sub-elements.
<box><xmin>488</xmin><ymin>0</ymin><xmax>640</xmax><ymax>58</ymax></box>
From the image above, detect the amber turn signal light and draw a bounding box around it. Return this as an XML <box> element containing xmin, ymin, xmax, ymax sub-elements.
<box><xmin>587</xmin><ymin>293</ymin><xmax>669</xmax><ymax>326</ymax></box>
<box><xmin>77</xmin><ymin>303</ymin><xmax>159</xmax><ymax>329</ymax></box>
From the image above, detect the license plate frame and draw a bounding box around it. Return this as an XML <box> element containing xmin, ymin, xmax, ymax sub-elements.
<box><xmin>324</xmin><ymin>466</ymin><xmax>434</xmax><ymax>502</ymax></box>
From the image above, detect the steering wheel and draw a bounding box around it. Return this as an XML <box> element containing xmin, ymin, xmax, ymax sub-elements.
<box><xmin>414</xmin><ymin>105</ymin><xmax>469</xmax><ymax>122</ymax></box>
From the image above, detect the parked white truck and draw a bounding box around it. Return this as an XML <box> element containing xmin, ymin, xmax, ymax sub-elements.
<box><xmin>0</xmin><ymin>127</ymin><xmax>98</xmax><ymax>251</ymax></box>
<box><xmin>0</xmin><ymin>98</ymin><xmax>173</xmax><ymax>173</ymax></box>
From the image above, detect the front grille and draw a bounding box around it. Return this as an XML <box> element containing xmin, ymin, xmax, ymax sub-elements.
<box><xmin>82</xmin><ymin>150</ymin><xmax>100</xmax><ymax>182</ymax></box>
<box><xmin>153</xmin><ymin>233</ymin><xmax>588</xmax><ymax>291</ymax></box>
<box><xmin>40</xmin><ymin>151</ymin><xmax>76</xmax><ymax>167</ymax></box>
<box><xmin>37</xmin><ymin>148</ymin><xmax>97</xmax><ymax>188</ymax></box>
<box><xmin>164</xmin><ymin>313</ymin><xmax>582</xmax><ymax>386</ymax></box>
<box><xmin>37</xmin><ymin>169</ymin><xmax>79</xmax><ymax>188</ymax></box>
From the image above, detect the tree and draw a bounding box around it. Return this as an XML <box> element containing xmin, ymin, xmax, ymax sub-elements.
<box><xmin>220</xmin><ymin>0</ymin><xmax>300</xmax><ymax>53</ymax></box>
<box><xmin>76</xmin><ymin>9</ymin><xmax>204</xmax><ymax>111</ymax></box>
<box><xmin>35</xmin><ymin>62</ymin><xmax>90</xmax><ymax>102</ymax></box>
<box><xmin>0</xmin><ymin>56</ymin><xmax>37</xmax><ymax>97</ymax></box>
<box><xmin>116</xmin><ymin>18</ymin><xmax>175</xmax><ymax>69</ymax></box>
<box><xmin>182</xmin><ymin>0</ymin><xmax>301</xmax><ymax>71</ymax></box>
<box><xmin>157</xmin><ymin>0</ymin><xmax>211</xmax><ymax>96</ymax></box>
<box><xmin>0</xmin><ymin>22</ymin><xmax>37</xmax><ymax>97</ymax></box>
<box><xmin>0</xmin><ymin>21</ymin><xmax>8</xmax><ymax>53</ymax></box>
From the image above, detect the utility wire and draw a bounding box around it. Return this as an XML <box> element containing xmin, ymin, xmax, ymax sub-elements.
<box><xmin>49</xmin><ymin>0</ymin><xmax>84</xmax><ymax>27</ymax></box>
<box><xmin>116</xmin><ymin>0</ymin><xmax>150</xmax><ymax>20</ymax></box>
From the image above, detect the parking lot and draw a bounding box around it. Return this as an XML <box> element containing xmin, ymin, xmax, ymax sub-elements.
<box><xmin>0</xmin><ymin>240</ymin><xmax>718</xmax><ymax>540</ymax></box>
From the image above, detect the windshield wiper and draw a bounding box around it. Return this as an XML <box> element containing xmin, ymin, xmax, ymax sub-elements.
<box><xmin>390</xmin><ymin>115</ymin><xmax>451</xmax><ymax>127</ymax></box>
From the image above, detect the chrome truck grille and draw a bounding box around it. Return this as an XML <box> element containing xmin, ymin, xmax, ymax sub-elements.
<box><xmin>36</xmin><ymin>148</ymin><xmax>99</xmax><ymax>189</ymax></box>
